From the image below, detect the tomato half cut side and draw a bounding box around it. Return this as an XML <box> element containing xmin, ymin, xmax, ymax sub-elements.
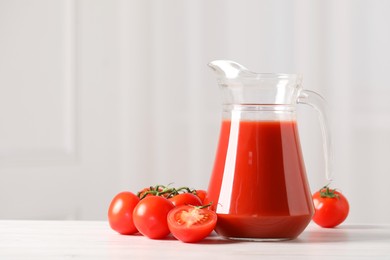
<box><xmin>167</xmin><ymin>205</ymin><xmax>217</xmax><ymax>243</ymax></box>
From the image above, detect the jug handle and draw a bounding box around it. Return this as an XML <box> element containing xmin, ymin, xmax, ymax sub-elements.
<box><xmin>297</xmin><ymin>90</ymin><xmax>333</xmax><ymax>181</ymax></box>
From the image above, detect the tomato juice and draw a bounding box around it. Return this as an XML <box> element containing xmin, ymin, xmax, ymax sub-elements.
<box><xmin>206</xmin><ymin>119</ymin><xmax>314</xmax><ymax>240</ymax></box>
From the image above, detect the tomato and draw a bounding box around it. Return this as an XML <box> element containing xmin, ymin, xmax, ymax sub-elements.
<box><xmin>169</xmin><ymin>193</ymin><xmax>202</xmax><ymax>207</ymax></box>
<box><xmin>137</xmin><ymin>186</ymin><xmax>172</xmax><ymax>199</ymax></box>
<box><xmin>194</xmin><ymin>189</ymin><xmax>207</xmax><ymax>203</ymax></box>
<box><xmin>137</xmin><ymin>187</ymin><xmax>160</xmax><ymax>199</ymax></box>
<box><xmin>108</xmin><ymin>191</ymin><xmax>140</xmax><ymax>235</ymax></box>
<box><xmin>133</xmin><ymin>196</ymin><xmax>175</xmax><ymax>239</ymax></box>
<box><xmin>167</xmin><ymin>205</ymin><xmax>217</xmax><ymax>243</ymax></box>
<box><xmin>312</xmin><ymin>186</ymin><xmax>350</xmax><ymax>228</ymax></box>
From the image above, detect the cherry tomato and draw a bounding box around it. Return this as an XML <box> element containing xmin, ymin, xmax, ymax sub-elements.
<box><xmin>312</xmin><ymin>186</ymin><xmax>350</xmax><ymax>228</ymax></box>
<box><xmin>137</xmin><ymin>187</ymin><xmax>158</xmax><ymax>199</ymax></box>
<box><xmin>169</xmin><ymin>193</ymin><xmax>202</xmax><ymax>207</ymax></box>
<box><xmin>137</xmin><ymin>186</ymin><xmax>171</xmax><ymax>199</ymax></box>
<box><xmin>108</xmin><ymin>191</ymin><xmax>140</xmax><ymax>235</ymax></box>
<box><xmin>133</xmin><ymin>196</ymin><xmax>174</xmax><ymax>239</ymax></box>
<box><xmin>194</xmin><ymin>189</ymin><xmax>207</xmax><ymax>203</ymax></box>
<box><xmin>167</xmin><ymin>205</ymin><xmax>217</xmax><ymax>243</ymax></box>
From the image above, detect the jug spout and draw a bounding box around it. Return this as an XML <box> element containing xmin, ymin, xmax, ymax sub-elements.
<box><xmin>208</xmin><ymin>60</ymin><xmax>252</xmax><ymax>80</ymax></box>
<box><xmin>208</xmin><ymin>60</ymin><xmax>302</xmax><ymax>105</ymax></box>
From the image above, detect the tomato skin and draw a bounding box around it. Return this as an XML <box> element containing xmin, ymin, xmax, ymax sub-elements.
<box><xmin>169</xmin><ymin>193</ymin><xmax>202</xmax><ymax>207</ymax></box>
<box><xmin>138</xmin><ymin>186</ymin><xmax>169</xmax><ymax>199</ymax></box>
<box><xmin>133</xmin><ymin>196</ymin><xmax>175</xmax><ymax>239</ymax></box>
<box><xmin>137</xmin><ymin>187</ymin><xmax>153</xmax><ymax>199</ymax></box>
<box><xmin>312</xmin><ymin>189</ymin><xmax>350</xmax><ymax>228</ymax></box>
<box><xmin>167</xmin><ymin>205</ymin><xmax>217</xmax><ymax>243</ymax></box>
<box><xmin>194</xmin><ymin>190</ymin><xmax>207</xmax><ymax>203</ymax></box>
<box><xmin>108</xmin><ymin>191</ymin><xmax>140</xmax><ymax>235</ymax></box>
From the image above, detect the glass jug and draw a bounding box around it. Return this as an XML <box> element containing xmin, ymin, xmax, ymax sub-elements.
<box><xmin>205</xmin><ymin>60</ymin><xmax>332</xmax><ymax>241</ymax></box>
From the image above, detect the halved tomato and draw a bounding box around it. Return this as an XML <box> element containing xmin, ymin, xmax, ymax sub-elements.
<box><xmin>167</xmin><ymin>205</ymin><xmax>217</xmax><ymax>243</ymax></box>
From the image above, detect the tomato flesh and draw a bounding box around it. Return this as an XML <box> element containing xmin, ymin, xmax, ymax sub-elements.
<box><xmin>168</xmin><ymin>205</ymin><xmax>217</xmax><ymax>243</ymax></box>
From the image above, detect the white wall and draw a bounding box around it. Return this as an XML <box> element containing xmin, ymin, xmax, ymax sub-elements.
<box><xmin>0</xmin><ymin>0</ymin><xmax>389</xmax><ymax>224</ymax></box>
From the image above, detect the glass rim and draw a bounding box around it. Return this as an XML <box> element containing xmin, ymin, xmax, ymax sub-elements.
<box><xmin>238</xmin><ymin>72</ymin><xmax>302</xmax><ymax>80</ymax></box>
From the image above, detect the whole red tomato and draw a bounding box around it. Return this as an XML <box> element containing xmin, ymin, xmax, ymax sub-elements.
<box><xmin>133</xmin><ymin>196</ymin><xmax>175</xmax><ymax>239</ymax></box>
<box><xmin>168</xmin><ymin>205</ymin><xmax>217</xmax><ymax>243</ymax></box>
<box><xmin>194</xmin><ymin>189</ymin><xmax>207</xmax><ymax>203</ymax></box>
<box><xmin>312</xmin><ymin>186</ymin><xmax>349</xmax><ymax>228</ymax></box>
<box><xmin>169</xmin><ymin>193</ymin><xmax>202</xmax><ymax>207</ymax></box>
<box><xmin>108</xmin><ymin>191</ymin><xmax>140</xmax><ymax>235</ymax></box>
<box><xmin>137</xmin><ymin>186</ymin><xmax>169</xmax><ymax>199</ymax></box>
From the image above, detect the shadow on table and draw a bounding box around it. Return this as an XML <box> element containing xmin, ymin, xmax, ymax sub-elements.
<box><xmin>182</xmin><ymin>225</ymin><xmax>390</xmax><ymax>244</ymax></box>
<box><xmin>291</xmin><ymin>225</ymin><xmax>390</xmax><ymax>244</ymax></box>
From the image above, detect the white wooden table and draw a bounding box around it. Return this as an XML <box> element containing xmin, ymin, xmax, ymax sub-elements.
<box><xmin>0</xmin><ymin>220</ymin><xmax>389</xmax><ymax>259</ymax></box>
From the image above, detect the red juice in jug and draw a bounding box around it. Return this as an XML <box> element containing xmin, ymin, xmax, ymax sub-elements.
<box><xmin>206</xmin><ymin>120</ymin><xmax>314</xmax><ymax>240</ymax></box>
